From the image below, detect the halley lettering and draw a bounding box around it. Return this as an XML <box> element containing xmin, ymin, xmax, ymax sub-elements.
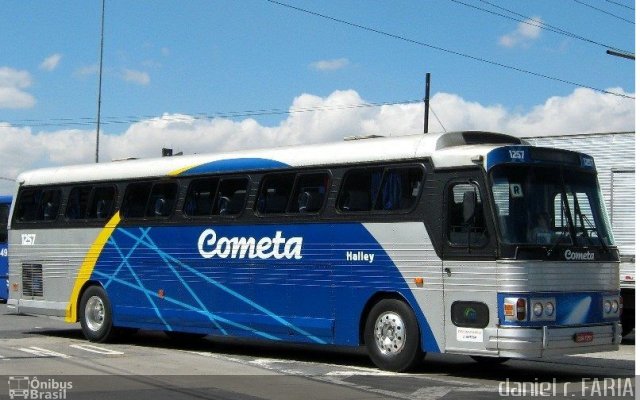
<box><xmin>345</xmin><ymin>251</ymin><xmax>375</xmax><ymax>264</ymax></box>
<box><xmin>198</xmin><ymin>229</ymin><xmax>303</xmax><ymax>260</ymax></box>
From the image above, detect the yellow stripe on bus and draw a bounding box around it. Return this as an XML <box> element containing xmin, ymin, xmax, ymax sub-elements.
<box><xmin>65</xmin><ymin>212</ymin><xmax>121</xmax><ymax>323</ymax></box>
<box><xmin>167</xmin><ymin>164</ymin><xmax>196</xmax><ymax>176</ymax></box>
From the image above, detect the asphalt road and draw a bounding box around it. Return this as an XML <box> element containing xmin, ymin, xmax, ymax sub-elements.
<box><xmin>0</xmin><ymin>303</ymin><xmax>634</xmax><ymax>400</ymax></box>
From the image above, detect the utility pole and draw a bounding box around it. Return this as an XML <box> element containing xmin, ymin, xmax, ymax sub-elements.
<box><xmin>423</xmin><ymin>72</ymin><xmax>431</xmax><ymax>134</ymax></box>
<box><xmin>95</xmin><ymin>0</ymin><xmax>106</xmax><ymax>163</ymax></box>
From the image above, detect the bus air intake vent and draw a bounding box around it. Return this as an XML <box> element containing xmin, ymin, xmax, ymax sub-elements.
<box><xmin>435</xmin><ymin>131</ymin><xmax>525</xmax><ymax>150</ymax></box>
<box><xmin>22</xmin><ymin>263</ymin><xmax>43</xmax><ymax>297</ymax></box>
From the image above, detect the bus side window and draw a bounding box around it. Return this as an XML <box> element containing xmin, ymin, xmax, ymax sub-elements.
<box><xmin>448</xmin><ymin>183</ymin><xmax>487</xmax><ymax>246</ymax></box>
<box><xmin>337</xmin><ymin>168</ymin><xmax>382</xmax><ymax>212</ymax></box>
<box><xmin>214</xmin><ymin>178</ymin><xmax>248</xmax><ymax>216</ymax></box>
<box><xmin>121</xmin><ymin>182</ymin><xmax>152</xmax><ymax>219</ymax></box>
<box><xmin>256</xmin><ymin>173</ymin><xmax>295</xmax><ymax>214</ymax></box>
<box><xmin>66</xmin><ymin>186</ymin><xmax>92</xmax><ymax>219</ymax></box>
<box><xmin>0</xmin><ymin>204</ymin><xmax>9</xmax><ymax>242</ymax></box>
<box><xmin>184</xmin><ymin>178</ymin><xmax>219</xmax><ymax>216</ymax></box>
<box><xmin>38</xmin><ymin>190</ymin><xmax>61</xmax><ymax>221</ymax></box>
<box><xmin>15</xmin><ymin>189</ymin><xmax>40</xmax><ymax>222</ymax></box>
<box><xmin>338</xmin><ymin>166</ymin><xmax>422</xmax><ymax>213</ymax></box>
<box><xmin>374</xmin><ymin>167</ymin><xmax>423</xmax><ymax>211</ymax></box>
<box><xmin>288</xmin><ymin>172</ymin><xmax>329</xmax><ymax>214</ymax></box>
<box><xmin>88</xmin><ymin>186</ymin><xmax>116</xmax><ymax>220</ymax></box>
<box><xmin>146</xmin><ymin>182</ymin><xmax>178</xmax><ymax>218</ymax></box>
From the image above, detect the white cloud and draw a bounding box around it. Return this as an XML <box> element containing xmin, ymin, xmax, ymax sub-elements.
<box><xmin>40</xmin><ymin>53</ymin><xmax>62</xmax><ymax>71</ymax></box>
<box><xmin>75</xmin><ymin>64</ymin><xmax>98</xmax><ymax>77</ymax></box>
<box><xmin>499</xmin><ymin>17</ymin><xmax>543</xmax><ymax>48</ymax></box>
<box><xmin>0</xmin><ymin>67</ymin><xmax>31</xmax><ymax>89</ymax></box>
<box><xmin>122</xmin><ymin>68</ymin><xmax>150</xmax><ymax>85</ymax></box>
<box><xmin>501</xmin><ymin>88</ymin><xmax>636</xmax><ymax>135</ymax></box>
<box><xmin>309</xmin><ymin>58</ymin><xmax>350</xmax><ymax>71</ymax></box>
<box><xmin>0</xmin><ymin>67</ymin><xmax>35</xmax><ymax>109</ymax></box>
<box><xmin>0</xmin><ymin>87</ymin><xmax>633</xmax><ymax>194</ymax></box>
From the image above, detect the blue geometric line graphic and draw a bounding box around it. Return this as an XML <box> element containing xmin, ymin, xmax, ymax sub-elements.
<box><xmin>114</xmin><ymin>227</ymin><xmax>327</xmax><ymax>344</ymax></box>
<box><xmin>92</xmin><ymin>270</ymin><xmax>280</xmax><ymax>340</ymax></box>
<box><xmin>142</xmin><ymin>233</ymin><xmax>228</xmax><ymax>335</ymax></box>
<box><xmin>104</xmin><ymin>227</ymin><xmax>152</xmax><ymax>289</ymax></box>
<box><xmin>107</xmin><ymin>228</ymin><xmax>171</xmax><ymax>331</ymax></box>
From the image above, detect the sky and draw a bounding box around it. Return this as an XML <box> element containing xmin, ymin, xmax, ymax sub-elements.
<box><xmin>0</xmin><ymin>0</ymin><xmax>635</xmax><ymax>193</ymax></box>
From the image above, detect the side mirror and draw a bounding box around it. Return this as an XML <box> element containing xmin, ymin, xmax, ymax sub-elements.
<box><xmin>462</xmin><ymin>190</ymin><xmax>477</xmax><ymax>223</ymax></box>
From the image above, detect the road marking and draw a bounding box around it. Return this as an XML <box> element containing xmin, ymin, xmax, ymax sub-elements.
<box><xmin>571</xmin><ymin>351</ymin><xmax>636</xmax><ymax>361</ymax></box>
<box><xmin>69</xmin><ymin>343</ymin><xmax>124</xmax><ymax>355</ymax></box>
<box><xmin>324</xmin><ymin>370</ymin><xmax>397</xmax><ymax>377</ymax></box>
<box><xmin>18</xmin><ymin>346</ymin><xmax>71</xmax><ymax>359</ymax></box>
<box><xmin>183</xmin><ymin>350</ymin><xmax>247</xmax><ymax>364</ymax></box>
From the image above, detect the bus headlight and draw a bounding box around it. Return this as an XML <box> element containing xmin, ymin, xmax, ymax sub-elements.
<box><xmin>533</xmin><ymin>302</ymin><xmax>543</xmax><ymax>317</ymax></box>
<box><xmin>544</xmin><ymin>302</ymin><xmax>555</xmax><ymax>316</ymax></box>
<box><xmin>530</xmin><ymin>298</ymin><xmax>555</xmax><ymax>321</ymax></box>
<box><xmin>504</xmin><ymin>297</ymin><xmax>557</xmax><ymax>322</ymax></box>
<box><xmin>602</xmin><ymin>295</ymin><xmax>621</xmax><ymax>317</ymax></box>
<box><xmin>611</xmin><ymin>300</ymin><xmax>619</xmax><ymax>313</ymax></box>
<box><xmin>604</xmin><ymin>300</ymin><xmax>612</xmax><ymax>314</ymax></box>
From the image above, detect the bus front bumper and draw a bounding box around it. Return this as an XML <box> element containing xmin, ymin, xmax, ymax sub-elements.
<box><xmin>485</xmin><ymin>323</ymin><xmax>621</xmax><ymax>358</ymax></box>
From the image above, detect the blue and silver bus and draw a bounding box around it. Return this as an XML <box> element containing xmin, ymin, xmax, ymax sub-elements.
<box><xmin>7</xmin><ymin>131</ymin><xmax>621</xmax><ymax>371</ymax></box>
<box><xmin>0</xmin><ymin>195</ymin><xmax>11</xmax><ymax>302</ymax></box>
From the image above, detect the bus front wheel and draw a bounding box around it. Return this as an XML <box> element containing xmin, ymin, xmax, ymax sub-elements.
<box><xmin>79</xmin><ymin>285</ymin><xmax>115</xmax><ymax>342</ymax></box>
<box><xmin>364</xmin><ymin>299</ymin><xmax>424</xmax><ymax>372</ymax></box>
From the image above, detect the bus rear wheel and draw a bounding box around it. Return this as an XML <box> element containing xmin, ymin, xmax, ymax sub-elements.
<box><xmin>79</xmin><ymin>285</ymin><xmax>115</xmax><ymax>342</ymax></box>
<box><xmin>364</xmin><ymin>299</ymin><xmax>424</xmax><ymax>372</ymax></box>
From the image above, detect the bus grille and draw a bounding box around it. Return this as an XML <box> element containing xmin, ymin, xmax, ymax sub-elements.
<box><xmin>22</xmin><ymin>264</ymin><xmax>43</xmax><ymax>297</ymax></box>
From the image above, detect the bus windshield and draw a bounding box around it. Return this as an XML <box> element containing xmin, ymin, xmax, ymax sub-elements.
<box><xmin>489</xmin><ymin>165</ymin><xmax>614</xmax><ymax>247</ymax></box>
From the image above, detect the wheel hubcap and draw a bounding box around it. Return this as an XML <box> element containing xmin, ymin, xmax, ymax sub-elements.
<box><xmin>85</xmin><ymin>296</ymin><xmax>105</xmax><ymax>332</ymax></box>
<box><xmin>374</xmin><ymin>311</ymin><xmax>406</xmax><ymax>355</ymax></box>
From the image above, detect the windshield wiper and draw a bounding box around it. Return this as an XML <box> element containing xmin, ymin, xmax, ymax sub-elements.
<box><xmin>574</xmin><ymin>206</ymin><xmax>609</xmax><ymax>253</ymax></box>
<box><xmin>546</xmin><ymin>188</ymin><xmax>574</xmax><ymax>257</ymax></box>
<box><xmin>546</xmin><ymin>220</ymin><xmax>570</xmax><ymax>257</ymax></box>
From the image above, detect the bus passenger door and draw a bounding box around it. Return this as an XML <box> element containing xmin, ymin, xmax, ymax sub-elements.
<box><xmin>441</xmin><ymin>176</ymin><xmax>498</xmax><ymax>354</ymax></box>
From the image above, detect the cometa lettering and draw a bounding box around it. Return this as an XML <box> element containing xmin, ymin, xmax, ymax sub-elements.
<box><xmin>198</xmin><ymin>229</ymin><xmax>303</xmax><ymax>260</ymax></box>
<box><xmin>564</xmin><ymin>249</ymin><xmax>595</xmax><ymax>261</ymax></box>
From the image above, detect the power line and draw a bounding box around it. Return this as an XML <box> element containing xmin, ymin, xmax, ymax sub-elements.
<box><xmin>264</xmin><ymin>0</ymin><xmax>634</xmax><ymax>100</ymax></box>
<box><xmin>450</xmin><ymin>0</ymin><xmax>631</xmax><ymax>53</ymax></box>
<box><xmin>572</xmin><ymin>0</ymin><xmax>635</xmax><ymax>24</ymax></box>
<box><xmin>429</xmin><ymin>105</ymin><xmax>447</xmax><ymax>133</ymax></box>
<box><xmin>605</xmin><ymin>0</ymin><xmax>634</xmax><ymax>11</ymax></box>
<box><xmin>1</xmin><ymin>99</ymin><xmax>423</xmax><ymax>129</ymax></box>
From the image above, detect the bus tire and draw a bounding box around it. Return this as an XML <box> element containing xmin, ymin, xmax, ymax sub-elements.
<box><xmin>79</xmin><ymin>285</ymin><xmax>115</xmax><ymax>343</ymax></box>
<box><xmin>364</xmin><ymin>299</ymin><xmax>424</xmax><ymax>372</ymax></box>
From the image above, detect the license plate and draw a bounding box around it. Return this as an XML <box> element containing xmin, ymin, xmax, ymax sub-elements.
<box><xmin>573</xmin><ymin>332</ymin><xmax>594</xmax><ymax>343</ymax></box>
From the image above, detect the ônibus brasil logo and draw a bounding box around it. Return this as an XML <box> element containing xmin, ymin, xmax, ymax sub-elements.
<box><xmin>198</xmin><ymin>229</ymin><xmax>303</xmax><ymax>260</ymax></box>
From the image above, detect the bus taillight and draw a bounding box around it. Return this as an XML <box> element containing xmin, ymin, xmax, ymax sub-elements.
<box><xmin>503</xmin><ymin>297</ymin><xmax>528</xmax><ymax>322</ymax></box>
<box><xmin>516</xmin><ymin>298</ymin><xmax>527</xmax><ymax>321</ymax></box>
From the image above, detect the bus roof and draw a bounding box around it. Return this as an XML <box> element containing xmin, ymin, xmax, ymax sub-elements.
<box><xmin>17</xmin><ymin>131</ymin><xmax>524</xmax><ymax>187</ymax></box>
